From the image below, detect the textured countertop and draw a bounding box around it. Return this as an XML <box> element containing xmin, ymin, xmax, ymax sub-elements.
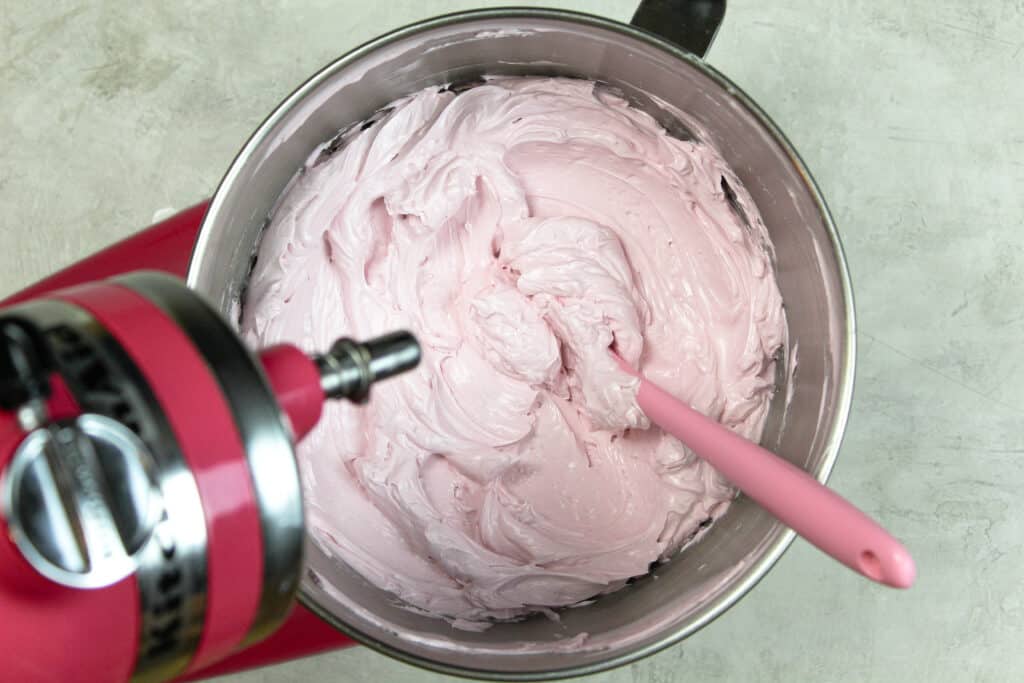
<box><xmin>2</xmin><ymin>1</ymin><xmax>1022</xmax><ymax>681</ymax></box>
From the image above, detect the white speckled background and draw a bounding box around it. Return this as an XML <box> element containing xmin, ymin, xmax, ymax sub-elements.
<box><xmin>2</xmin><ymin>1</ymin><xmax>1022</xmax><ymax>681</ymax></box>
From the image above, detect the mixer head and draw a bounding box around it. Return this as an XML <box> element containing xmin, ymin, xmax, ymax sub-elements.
<box><xmin>0</xmin><ymin>272</ymin><xmax>419</xmax><ymax>682</ymax></box>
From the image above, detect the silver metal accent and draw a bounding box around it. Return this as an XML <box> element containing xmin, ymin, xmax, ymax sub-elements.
<box><xmin>187</xmin><ymin>6</ymin><xmax>856</xmax><ymax>681</ymax></box>
<box><xmin>3</xmin><ymin>414</ymin><xmax>161</xmax><ymax>589</ymax></box>
<box><xmin>2</xmin><ymin>299</ymin><xmax>208</xmax><ymax>683</ymax></box>
<box><xmin>315</xmin><ymin>332</ymin><xmax>421</xmax><ymax>403</ymax></box>
<box><xmin>118</xmin><ymin>272</ymin><xmax>304</xmax><ymax>648</ymax></box>
<box><xmin>15</xmin><ymin>399</ymin><xmax>47</xmax><ymax>432</ymax></box>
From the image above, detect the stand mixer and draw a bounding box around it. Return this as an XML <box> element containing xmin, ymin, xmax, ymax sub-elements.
<box><xmin>2</xmin><ymin>0</ymin><xmax>866</xmax><ymax>678</ymax></box>
<box><xmin>0</xmin><ymin>252</ymin><xmax>419</xmax><ymax>682</ymax></box>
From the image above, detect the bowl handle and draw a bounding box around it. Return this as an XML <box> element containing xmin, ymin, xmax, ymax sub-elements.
<box><xmin>630</xmin><ymin>0</ymin><xmax>726</xmax><ymax>58</ymax></box>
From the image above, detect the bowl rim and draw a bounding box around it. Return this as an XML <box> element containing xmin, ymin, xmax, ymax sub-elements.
<box><xmin>188</xmin><ymin>7</ymin><xmax>857</xmax><ymax>680</ymax></box>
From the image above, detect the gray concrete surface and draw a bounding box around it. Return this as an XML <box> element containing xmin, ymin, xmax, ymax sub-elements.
<box><xmin>2</xmin><ymin>1</ymin><xmax>1021</xmax><ymax>681</ymax></box>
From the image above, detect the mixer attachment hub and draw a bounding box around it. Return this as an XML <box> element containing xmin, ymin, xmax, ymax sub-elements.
<box><xmin>314</xmin><ymin>331</ymin><xmax>421</xmax><ymax>403</ymax></box>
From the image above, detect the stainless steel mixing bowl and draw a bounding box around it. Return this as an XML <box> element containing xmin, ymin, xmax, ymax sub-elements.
<box><xmin>187</xmin><ymin>2</ymin><xmax>855</xmax><ymax>679</ymax></box>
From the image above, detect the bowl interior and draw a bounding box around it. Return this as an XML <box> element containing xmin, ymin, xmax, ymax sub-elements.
<box><xmin>188</xmin><ymin>10</ymin><xmax>853</xmax><ymax>680</ymax></box>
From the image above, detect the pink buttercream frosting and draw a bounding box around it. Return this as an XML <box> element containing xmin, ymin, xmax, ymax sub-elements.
<box><xmin>241</xmin><ymin>77</ymin><xmax>786</xmax><ymax>625</ymax></box>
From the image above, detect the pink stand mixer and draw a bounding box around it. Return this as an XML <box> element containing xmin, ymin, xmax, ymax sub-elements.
<box><xmin>0</xmin><ymin>256</ymin><xmax>420</xmax><ymax>682</ymax></box>
<box><xmin>1</xmin><ymin>1</ymin><xmax>903</xmax><ymax>680</ymax></box>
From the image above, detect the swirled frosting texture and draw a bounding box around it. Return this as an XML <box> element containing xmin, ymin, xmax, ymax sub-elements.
<box><xmin>241</xmin><ymin>77</ymin><xmax>786</xmax><ymax>624</ymax></box>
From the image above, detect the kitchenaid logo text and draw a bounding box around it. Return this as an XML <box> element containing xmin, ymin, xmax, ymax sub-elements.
<box><xmin>141</xmin><ymin>519</ymin><xmax>188</xmax><ymax>662</ymax></box>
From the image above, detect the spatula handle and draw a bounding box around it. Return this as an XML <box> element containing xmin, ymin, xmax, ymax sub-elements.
<box><xmin>635</xmin><ymin>374</ymin><xmax>915</xmax><ymax>588</ymax></box>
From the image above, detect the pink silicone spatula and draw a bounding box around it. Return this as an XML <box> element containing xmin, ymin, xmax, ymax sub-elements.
<box><xmin>615</xmin><ymin>354</ymin><xmax>916</xmax><ymax>588</ymax></box>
